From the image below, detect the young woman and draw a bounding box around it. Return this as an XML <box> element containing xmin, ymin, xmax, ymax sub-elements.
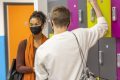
<box><xmin>16</xmin><ymin>11</ymin><xmax>48</xmax><ymax>80</ymax></box>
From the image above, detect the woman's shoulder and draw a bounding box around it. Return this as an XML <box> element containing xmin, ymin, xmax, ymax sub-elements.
<box><xmin>17</xmin><ymin>39</ymin><xmax>27</xmax><ymax>54</ymax></box>
<box><xmin>18</xmin><ymin>39</ymin><xmax>27</xmax><ymax>47</ymax></box>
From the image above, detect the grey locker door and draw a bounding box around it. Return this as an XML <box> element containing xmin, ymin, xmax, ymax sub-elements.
<box><xmin>99</xmin><ymin>38</ymin><xmax>117</xmax><ymax>80</ymax></box>
<box><xmin>48</xmin><ymin>0</ymin><xmax>67</xmax><ymax>12</ymax></box>
<box><xmin>78</xmin><ymin>0</ymin><xmax>88</xmax><ymax>28</ymax></box>
<box><xmin>47</xmin><ymin>0</ymin><xmax>67</xmax><ymax>35</ymax></box>
<box><xmin>87</xmin><ymin>42</ymin><xmax>100</xmax><ymax>76</ymax></box>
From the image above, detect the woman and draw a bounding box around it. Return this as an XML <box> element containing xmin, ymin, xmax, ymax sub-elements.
<box><xmin>16</xmin><ymin>11</ymin><xmax>47</xmax><ymax>80</ymax></box>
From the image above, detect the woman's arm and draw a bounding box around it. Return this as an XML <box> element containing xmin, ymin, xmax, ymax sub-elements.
<box><xmin>16</xmin><ymin>39</ymin><xmax>34</xmax><ymax>74</ymax></box>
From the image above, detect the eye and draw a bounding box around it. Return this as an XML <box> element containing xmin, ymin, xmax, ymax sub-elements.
<box><xmin>30</xmin><ymin>23</ymin><xmax>33</xmax><ymax>26</ymax></box>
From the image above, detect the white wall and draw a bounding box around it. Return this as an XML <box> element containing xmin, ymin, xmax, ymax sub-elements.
<box><xmin>34</xmin><ymin>0</ymin><xmax>49</xmax><ymax>37</ymax></box>
<box><xmin>0</xmin><ymin>2</ymin><xmax>4</xmax><ymax>36</ymax></box>
<box><xmin>0</xmin><ymin>0</ymin><xmax>34</xmax><ymax>36</ymax></box>
<box><xmin>1</xmin><ymin>0</ymin><xmax>34</xmax><ymax>3</ymax></box>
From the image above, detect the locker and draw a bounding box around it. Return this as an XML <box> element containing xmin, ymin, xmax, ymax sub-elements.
<box><xmin>67</xmin><ymin>0</ymin><xmax>79</xmax><ymax>31</ymax></box>
<box><xmin>116</xmin><ymin>38</ymin><xmax>120</xmax><ymax>80</ymax></box>
<box><xmin>99</xmin><ymin>38</ymin><xmax>116</xmax><ymax>80</ymax></box>
<box><xmin>87</xmin><ymin>0</ymin><xmax>111</xmax><ymax>37</ymax></box>
<box><xmin>87</xmin><ymin>38</ymin><xmax>116</xmax><ymax>80</ymax></box>
<box><xmin>78</xmin><ymin>0</ymin><xmax>88</xmax><ymax>28</ymax></box>
<box><xmin>111</xmin><ymin>0</ymin><xmax>120</xmax><ymax>38</ymax></box>
<box><xmin>87</xmin><ymin>42</ymin><xmax>100</xmax><ymax>76</ymax></box>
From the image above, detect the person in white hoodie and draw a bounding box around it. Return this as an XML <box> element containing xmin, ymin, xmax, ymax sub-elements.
<box><xmin>34</xmin><ymin>0</ymin><xmax>108</xmax><ymax>80</ymax></box>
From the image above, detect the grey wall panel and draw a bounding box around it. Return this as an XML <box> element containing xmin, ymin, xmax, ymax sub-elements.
<box><xmin>99</xmin><ymin>38</ymin><xmax>117</xmax><ymax>80</ymax></box>
<box><xmin>48</xmin><ymin>0</ymin><xmax>67</xmax><ymax>12</ymax></box>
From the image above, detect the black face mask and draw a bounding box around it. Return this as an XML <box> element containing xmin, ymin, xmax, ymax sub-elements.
<box><xmin>30</xmin><ymin>26</ymin><xmax>42</xmax><ymax>35</ymax></box>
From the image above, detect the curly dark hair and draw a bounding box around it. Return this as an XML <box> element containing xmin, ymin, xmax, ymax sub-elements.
<box><xmin>29</xmin><ymin>11</ymin><xmax>46</xmax><ymax>25</ymax></box>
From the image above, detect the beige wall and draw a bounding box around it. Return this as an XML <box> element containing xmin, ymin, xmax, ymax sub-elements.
<box><xmin>0</xmin><ymin>0</ymin><xmax>34</xmax><ymax>36</ymax></box>
<box><xmin>0</xmin><ymin>2</ymin><xmax>4</xmax><ymax>36</ymax></box>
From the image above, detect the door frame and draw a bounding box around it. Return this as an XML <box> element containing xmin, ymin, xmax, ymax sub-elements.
<box><xmin>3</xmin><ymin>2</ymin><xmax>34</xmax><ymax>76</ymax></box>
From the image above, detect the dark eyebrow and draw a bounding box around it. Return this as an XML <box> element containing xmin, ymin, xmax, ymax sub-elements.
<box><xmin>35</xmin><ymin>23</ymin><xmax>39</xmax><ymax>25</ymax></box>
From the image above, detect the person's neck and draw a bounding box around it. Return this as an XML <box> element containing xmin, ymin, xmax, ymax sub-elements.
<box><xmin>54</xmin><ymin>26</ymin><xmax>67</xmax><ymax>35</ymax></box>
<box><xmin>33</xmin><ymin>32</ymin><xmax>43</xmax><ymax>41</ymax></box>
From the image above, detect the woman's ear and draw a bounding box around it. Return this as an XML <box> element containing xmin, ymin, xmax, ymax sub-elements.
<box><xmin>24</xmin><ymin>21</ymin><xmax>29</xmax><ymax>27</ymax></box>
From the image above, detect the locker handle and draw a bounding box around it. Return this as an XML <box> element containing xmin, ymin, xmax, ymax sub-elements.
<box><xmin>90</xmin><ymin>8</ymin><xmax>96</xmax><ymax>22</ymax></box>
<box><xmin>112</xmin><ymin>7</ymin><xmax>117</xmax><ymax>21</ymax></box>
<box><xmin>79</xmin><ymin>9</ymin><xmax>82</xmax><ymax>23</ymax></box>
<box><xmin>99</xmin><ymin>51</ymin><xmax>104</xmax><ymax>65</ymax></box>
<box><xmin>100</xmin><ymin>0</ymin><xmax>103</xmax><ymax>3</ymax></box>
